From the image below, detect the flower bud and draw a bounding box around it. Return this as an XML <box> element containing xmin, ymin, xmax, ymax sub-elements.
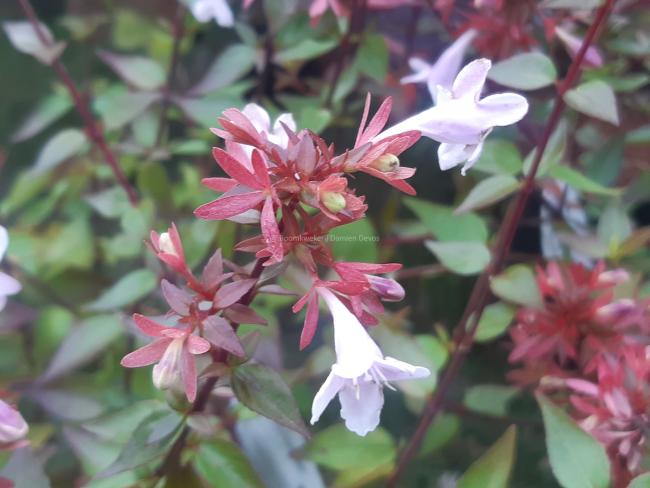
<box><xmin>321</xmin><ymin>192</ymin><xmax>347</xmax><ymax>214</ymax></box>
<box><xmin>0</xmin><ymin>400</ymin><xmax>28</xmax><ymax>444</ymax></box>
<box><xmin>595</xmin><ymin>299</ymin><xmax>637</xmax><ymax>323</ymax></box>
<box><xmin>158</xmin><ymin>232</ymin><xmax>178</xmax><ymax>257</ymax></box>
<box><xmin>153</xmin><ymin>338</ymin><xmax>184</xmax><ymax>390</ymax></box>
<box><xmin>370</xmin><ymin>154</ymin><xmax>400</xmax><ymax>173</ymax></box>
<box><xmin>367</xmin><ymin>275</ymin><xmax>405</xmax><ymax>302</ymax></box>
<box><xmin>597</xmin><ymin>269</ymin><xmax>630</xmax><ymax>286</ymax></box>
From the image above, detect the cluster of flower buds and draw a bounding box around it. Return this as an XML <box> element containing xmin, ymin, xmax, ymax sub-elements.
<box><xmin>122</xmin><ymin>50</ymin><xmax>529</xmax><ymax>434</ymax></box>
<box><xmin>508</xmin><ymin>261</ymin><xmax>650</xmax><ymax>480</ymax></box>
<box><xmin>121</xmin><ymin>225</ymin><xmax>266</xmax><ymax>402</ymax></box>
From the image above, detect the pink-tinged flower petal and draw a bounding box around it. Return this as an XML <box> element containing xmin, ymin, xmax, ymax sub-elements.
<box><xmin>187</xmin><ymin>335</ymin><xmax>211</xmax><ymax>355</ymax></box>
<box><xmin>160</xmin><ymin>280</ymin><xmax>193</xmax><ymax>316</ymax></box>
<box><xmin>202</xmin><ymin>177</ymin><xmax>237</xmax><ymax>192</ymax></box>
<box><xmin>121</xmin><ymin>338</ymin><xmax>172</xmax><ymax>367</ymax></box>
<box><xmin>242</xmin><ymin>103</ymin><xmax>271</xmax><ymax>131</ymax></box>
<box><xmin>213</xmin><ymin>279</ymin><xmax>257</xmax><ymax>309</ymax></box>
<box><xmin>180</xmin><ymin>347</ymin><xmax>198</xmax><ymax>402</ymax></box>
<box><xmin>0</xmin><ymin>226</ymin><xmax>8</xmax><ymax>262</ymax></box>
<box><xmin>452</xmin><ymin>58</ymin><xmax>491</xmax><ymax>100</ymax></box>
<box><xmin>555</xmin><ymin>26</ymin><xmax>603</xmax><ymax>68</ymax></box>
<box><xmin>0</xmin><ymin>399</ymin><xmax>28</xmax><ymax>444</ymax></box>
<box><xmin>202</xmin><ymin>316</ymin><xmax>244</xmax><ymax>357</ymax></box>
<box><xmin>0</xmin><ymin>272</ymin><xmax>21</xmax><ymax>297</ymax></box>
<box><xmin>310</xmin><ymin>371</ymin><xmax>344</xmax><ymax>424</ymax></box>
<box><xmin>339</xmin><ymin>382</ymin><xmax>384</xmax><ymax>436</ymax></box>
<box><xmin>133</xmin><ymin>314</ymin><xmax>169</xmax><ymax>337</ymax></box>
<box><xmin>300</xmin><ymin>293</ymin><xmax>320</xmax><ymax>350</ymax></box>
<box><xmin>261</xmin><ymin>196</ymin><xmax>284</xmax><ymax>264</ymax></box>
<box><xmin>477</xmin><ymin>93</ymin><xmax>529</xmax><ymax>127</ymax></box>
<box><xmin>212</xmin><ymin>148</ymin><xmax>264</xmax><ymax>190</ymax></box>
<box><xmin>194</xmin><ymin>191</ymin><xmax>265</xmax><ymax>220</ymax></box>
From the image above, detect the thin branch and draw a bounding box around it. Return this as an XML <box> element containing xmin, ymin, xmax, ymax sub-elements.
<box><xmin>155</xmin><ymin>1</ymin><xmax>185</xmax><ymax>145</ymax></box>
<box><xmin>17</xmin><ymin>0</ymin><xmax>138</xmax><ymax>206</ymax></box>
<box><xmin>386</xmin><ymin>1</ymin><xmax>616</xmax><ymax>484</ymax></box>
<box><xmin>155</xmin><ymin>255</ymin><xmax>269</xmax><ymax>477</ymax></box>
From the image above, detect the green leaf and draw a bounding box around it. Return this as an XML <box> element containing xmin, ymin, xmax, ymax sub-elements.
<box><xmin>190</xmin><ymin>44</ymin><xmax>257</xmax><ymax>95</ymax></box>
<box><xmin>356</xmin><ymin>34</ymin><xmax>388</xmax><ymax>82</ymax></box>
<box><xmin>564</xmin><ymin>80</ymin><xmax>619</xmax><ymax>125</ymax></box>
<box><xmin>490</xmin><ymin>264</ymin><xmax>542</xmax><ymax>307</ymax></box>
<box><xmin>464</xmin><ymin>385</ymin><xmax>519</xmax><ymax>417</ymax></box>
<box><xmin>597</xmin><ymin>201</ymin><xmax>633</xmax><ymax>252</ymax></box>
<box><xmin>0</xmin><ymin>447</ymin><xmax>50</xmax><ymax>488</ymax></box>
<box><xmin>523</xmin><ymin>120</ymin><xmax>567</xmax><ymax>176</ymax></box>
<box><xmin>94</xmin><ymin>88</ymin><xmax>160</xmax><ymax>131</ymax></box>
<box><xmin>12</xmin><ymin>92</ymin><xmax>72</xmax><ymax>142</ymax></box>
<box><xmin>629</xmin><ymin>473</ymin><xmax>650</xmax><ymax>488</ymax></box>
<box><xmin>97</xmin><ymin>410</ymin><xmax>183</xmax><ymax>478</ymax></box>
<box><xmin>31</xmin><ymin>128</ymin><xmax>88</xmax><ymax>175</ymax></box>
<box><xmin>43</xmin><ymin>217</ymin><xmax>95</xmax><ymax>276</ymax></box>
<box><xmin>548</xmin><ymin>165</ymin><xmax>620</xmax><ymax>196</ymax></box>
<box><xmin>457</xmin><ymin>426</ymin><xmax>517</xmax><ymax>488</ymax></box>
<box><xmin>489</xmin><ymin>53</ymin><xmax>557</xmax><ymax>90</ymax></box>
<box><xmin>194</xmin><ymin>440</ymin><xmax>264</xmax><ymax>488</ymax></box>
<box><xmin>83</xmin><ymin>400</ymin><xmax>168</xmax><ymax>444</ymax></box>
<box><xmin>425</xmin><ymin>241</ymin><xmax>491</xmax><ymax>275</ymax></box>
<box><xmin>41</xmin><ymin>314</ymin><xmax>123</xmax><ymax>382</ymax></box>
<box><xmin>420</xmin><ymin>413</ymin><xmax>460</xmax><ymax>456</ymax></box>
<box><xmin>404</xmin><ymin>198</ymin><xmax>488</xmax><ymax>242</ymax></box>
<box><xmin>626</xmin><ymin>124</ymin><xmax>650</xmax><ymax>145</ymax></box>
<box><xmin>97</xmin><ymin>50</ymin><xmax>166</xmax><ymax>90</ymax></box>
<box><xmin>3</xmin><ymin>20</ymin><xmax>66</xmax><ymax>65</ymax></box>
<box><xmin>307</xmin><ymin>424</ymin><xmax>395</xmax><ymax>471</ymax></box>
<box><xmin>473</xmin><ymin>139</ymin><xmax>523</xmax><ymax>175</ymax></box>
<box><xmin>274</xmin><ymin>38</ymin><xmax>338</xmax><ymax>63</ymax></box>
<box><xmin>231</xmin><ymin>363</ymin><xmax>309</xmax><ymax>437</ymax></box>
<box><xmin>537</xmin><ymin>394</ymin><xmax>610</xmax><ymax>488</ymax></box>
<box><xmin>85</xmin><ymin>187</ymin><xmax>132</xmax><ymax>219</ymax></box>
<box><xmin>475</xmin><ymin>302</ymin><xmax>515</xmax><ymax>342</ymax></box>
<box><xmin>84</xmin><ymin>269</ymin><xmax>157</xmax><ymax>312</ymax></box>
<box><xmin>329</xmin><ymin>218</ymin><xmax>378</xmax><ymax>262</ymax></box>
<box><xmin>456</xmin><ymin>175</ymin><xmax>520</xmax><ymax>214</ymax></box>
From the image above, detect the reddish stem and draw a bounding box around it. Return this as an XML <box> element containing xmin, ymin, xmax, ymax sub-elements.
<box><xmin>386</xmin><ymin>1</ymin><xmax>615</xmax><ymax>484</ymax></box>
<box><xmin>17</xmin><ymin>0</ymin><xmax>138</xmax><ymax>206</ymax></box>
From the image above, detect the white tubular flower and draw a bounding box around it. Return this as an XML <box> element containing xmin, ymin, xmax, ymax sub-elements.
<box><xmin>0</xmin><ymin>399</ymin><xmax>28</xmax><ymax>445</ymax></box>
<box><xmin>190</xmin><ymin>0</ymin><xmax>234</xmax><ymax>27</ymax></box>
<box><xmin>241</xmin><ymin>103</ymin><xmax>296</xmax><ymax>149</ymax></box>
<box><xmin>0</xmin><ymin>226</ymin><xmax>21</xmax><ymax>312</ymax></box>
<box><xmin>380</xmin><ymin>58</ymin><xmax>528</xmax><ymax>175</ymax></box>
<box><xmin>401</xmin><ymin>29</ymin><xmax>477</xmax><ymax>103</ymax></box>
<box><xmin>311</xmin><ymin>288</ymin><xmax>430</xmax><ymax>436</ymax></box>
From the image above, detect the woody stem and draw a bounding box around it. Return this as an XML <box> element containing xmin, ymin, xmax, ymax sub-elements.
<box><xmin>386</xmin><ymin>1</ymin><xmax>616</xmax><ymax>485</ymax></box>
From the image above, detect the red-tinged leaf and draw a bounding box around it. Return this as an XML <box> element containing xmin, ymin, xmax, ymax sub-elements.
<box><xmin>202</xmin><ymin>316</ymin><xmax>245</xmax><ymax>357</ymax></box>
<box><xmin>214</xmin><ymin>279</ymin><xmax>257</xmax><ymax>309</ymax></box>
<box><xmin>257</xmin><ymin>284</ymin><xmax>297</xmax><ymax>296</ymax></box>
<box><xmin>337</xmin><ymin>262</ymin><xmax>402</xmax><ymax>274</ymax></box>
<box><xmin>169</xmin><ymin>223</ymin><xmax>185</xmax><ymax>261</ymax></box>
<box><xmin>355</xmin><ymin>93</ymin><xmax>373</xmax><ymax>147</ymax></box>
<box><xmin>133</xmin><ymin>314</ymin><xmax>169</xmax><ymax>337</ymax></box>
<box><xmin>251</xmin><ymin>149</ymin><xmax>270</xmax><ymax>187</ymax></box>
<box><xmin>181</xmin><ymin>348</ymin><xmax>197</xmax><ymax>402</ymax></box>
<box><xmin>202</xmin><ymin>249</ymin><xmax>230</xmax><ymax>289</ymax></box>
<box><xmin>292</xmin><ymin>290</ymin><xmax>312</xmax><ymax>313</ymax></box>
<box><xmin>223</xmin><ymin>304</ymin><xmax>267</xmax><ymax>325</ymax></box>
<box><xmin>300</xmin><ymin>294</ymin><xmax>320</xmax><ymax>350</ymax></box>
<box><xmin>160</xmin><ymin>280</ymin><xmax>193</xmax><ymax>315</ymax></box>
<box><xmin>121</xmin><ymin>338</ymin><xmax>171</xmax><ymax>367</ymax></box>
<box><xmin>158</xmin><ymin>253</ymin><xmax>186</xmax><ymax>274</ymax></box>
<box><xmin>261</xmin><ymin>196</ymin><xmax>284</xmax><ymax>264</ymax></box>
<box><xmin>202</xmin><ymin>177</ymin><xmax>237</xmax><ymax>192</ymax></box>
<box><xmin>362</xmin><ymin>167</ymin><xmax>417</xmax><ymax>195</ymax></box>
<box><xmin>234</xmin><ymin>235</ymin><xmax>266</xmax><ymax>253</ymax></box>
<box><xmin>358</xmin><ymin>97</ymin><xmax>392</xmax><ymax>146</ymax></box>
<box><xmin>325</xmin><ymin>280</ymin><xmax>369</xmax><ymax>295</ymax></box>
<box><xmin>291</xmin><ymin>136</ymin><xmax>318</xmax><ymax>174</ymax></box>
<box><xmin>195</xmin><ymin>191</ymin><xmax>265</xmax><ymax>220</ymax></box>
<box><xmin>212</xmin><ymin>148</ymin><xmax>264</xmax><ymax>189</ymax></box>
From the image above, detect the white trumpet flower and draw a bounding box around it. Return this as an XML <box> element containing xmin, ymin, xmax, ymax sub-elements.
<box><xmin>311</xmin><ymin>288</ymin><xmax>430</xmax><ymax>436</ymax></box>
